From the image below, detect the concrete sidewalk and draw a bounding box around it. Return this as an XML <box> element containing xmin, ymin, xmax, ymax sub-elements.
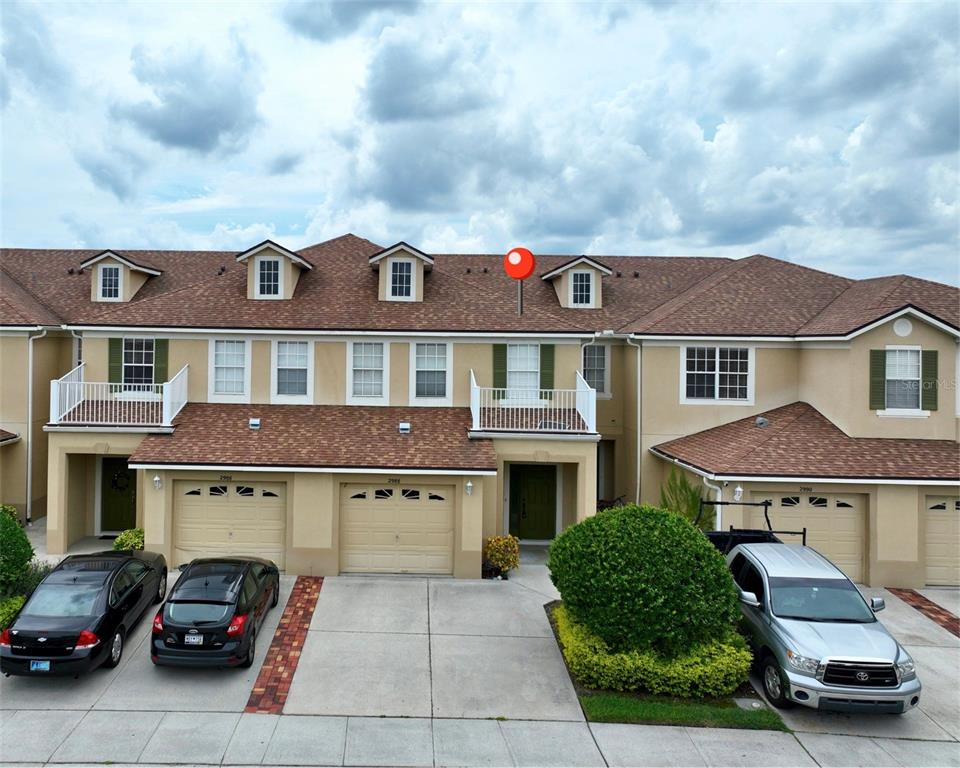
<box><xmin>3</xmin><ymin>709</ymin><xmax>960</xmax><ymax>767</ymax></box>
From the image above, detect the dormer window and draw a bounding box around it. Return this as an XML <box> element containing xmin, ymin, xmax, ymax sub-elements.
<box><xmin>390</xmin><ymin>259</ymin><xmax>414</xmax><ymax>300</ymax></box>
<box><xmin>571</xmin><ymin>271</ymin><xmax>593</xmax><ymax>307</ymax></box>
<box><xmin>99</xmin><ymin>264</ymin><xmax>121</xmax><ymax>301</ymax></box>
<box><xmin>256</xmin><ymin>257</ymin><xmax>281</xmax><ymax>298</ymax></box>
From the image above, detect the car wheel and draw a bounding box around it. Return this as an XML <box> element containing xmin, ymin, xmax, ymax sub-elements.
<box><xmin>271</xmin><ymin>580</ymin><xmax>279</xmax><ymax>608</ymax></box>
<box><xmin>241</xmin><ymin>631</ymin><xmax>256</xmax><ymax>669</ymax></box>
<box><xmin>761</xmin><ymin>656</ymin><xmax>793</xmax><ymax>709</ymax></box>
<box><xmin>103</xmin><ymin>629</ymin><xmax>125</xmax><ymax>669</ymax></box>
<box><xmin>153</xmin><ymin>569</ymin><xmax>168</xmax><ymax>604</ymax></box>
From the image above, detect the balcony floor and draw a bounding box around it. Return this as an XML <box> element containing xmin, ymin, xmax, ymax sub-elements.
<box><xmin>56</xmin><ymin>398</ymin><xmax>164</xmax><ymax>426</ymax></box>
<box><xmin>476</xmin><ymin>406</ymin><xmax>589</xmax><ymax>433</ymax></box>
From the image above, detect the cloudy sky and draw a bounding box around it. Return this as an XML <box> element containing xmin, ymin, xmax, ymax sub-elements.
<box><xmin>1</xmin><ymin>1</ymin><xmax>957</xmax><ymax>284</ymax></box>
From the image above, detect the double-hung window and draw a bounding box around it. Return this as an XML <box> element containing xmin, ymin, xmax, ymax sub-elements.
<box><xmin>212</xmin><ymin>340</ymin><xmax>247</xmax><ymax>400</ymax></box>
<box><xmin>571</xmin><ymin>271</ymin><xmax>593</xmax><ymax>307</ymax></box>
<box><xmin>682</xmin><ymin>346</ymin><xmax>752</xmax><ymax>403</ymax></box>
<box><xmin>99</xmin><ymin>265</ymin><xmax>121</xmax><ymax>300</ymax></box>
<box><xmin>122</xmin><ymin>338</ymin><xmax>154</xmax><ymax>390</ymax></box>
<box><xmin>257</xmin><ymin>258</ymin><xmax>280</xmax><ymax>298</ymax></box>
<box><xmin>885</xmin><ymin>348</ymin><xmax>921</xmax><ymax>410</ymax></box>
<box><xmin>582</xmin><ymin>345</ymin><xmax>607</xmax><ymax>394</ymax></box>
<box><xmin>507</xmin><ymin>344</ymin><xmax>539</xmax><ymax>400</ymax></box>
<box><xmin>390</xmin><ymin>259</ymin><xmax>413</xmax><ymax>299</ymax></box>
<box><xmin>412</xmin><ymin>343</ymin><xmax>449</xmax><ymax>403</ymax></box>
<box><xmin>350</xmin><ymin>342</ymin><xmax>386</xmax><ymax>403</ymax></box>
<box><xmin>274</xmin><ymin>341</ymin><xmax>310</xmax><ymax>401</ymax></box>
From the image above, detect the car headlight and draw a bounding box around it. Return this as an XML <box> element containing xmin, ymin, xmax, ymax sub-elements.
<box><xmin>785</xmin><ymin>649</ymin><xmax>820</xmax><ymax>676</ymax></box>
<box><xmin>897</xmin><ymin>654</ymin><xmax>916</xmax><ymax>681</ymax></box>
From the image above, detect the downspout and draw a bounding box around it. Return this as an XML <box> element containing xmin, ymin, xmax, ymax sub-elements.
<box><xmin>701</xmin><ymin>476</ymin><xmax>723</xmax><ymax>531</ymax></box>
<box><xmin>26</xmin><ymin>326</ymin><xmax>48</xmax><ymax>526</ymax></box>
<box><xmin>626</xmin><ymin>336</ymin><xmax>642</xmax><ymax>504</ymax></box>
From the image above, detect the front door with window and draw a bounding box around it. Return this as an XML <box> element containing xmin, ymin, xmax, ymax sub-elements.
<box><xmin>510</xmin><ymin>464</ymin><xmax>557</xmax><ymax>540</ymax></box>
<box><xmin>101</xmin><ymin>457</ymin><xmax>136</xmax><ymax>533</ymax></box>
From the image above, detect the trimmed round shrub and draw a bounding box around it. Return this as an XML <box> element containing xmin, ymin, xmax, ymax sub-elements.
<box><xmin>113</xmin><ymin>527</ymin><xmax>144</xmax><ymax>551</ymax></box>
<box><xmin>0</xmin><ymin>595</ymin><xmax>25</xmax><ymax>629</ymax></box>
<box><xmin>484</xmin><ymin>535</ymin><xmax>520</xmax><ymax>573</ymax></box>
<box><xmin>0</xmin><ymin>514</ymin><xmax>33</xmax><ymax>594</ymax></box>
<box><xmin>548</xmin><ymin>504</ymin><xmax>739</xmax><ymax>656</ymax></box>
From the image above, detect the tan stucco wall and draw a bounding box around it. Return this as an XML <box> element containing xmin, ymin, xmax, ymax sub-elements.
<box><xmin>315</xmin><ymin>342</ymin><xmax>347</xmax><ymax>403</ymax></box>
<box><xmin>551</xmin><ymin>267</ymin><xmax>604</xmax><ymax>309</ymax></box>
<box><xmin>799</xmin><ymin>319</ymin><xmax>959</xmax><ymax>440</ymax></box>
<box><xmin>88</xmin><ymin>257</ymin><xmax>148</xmax><ymax>302</ymax></box>
<box><xmin>453</xmin><ymin>343</ymin><xmax>492</xmax><ymax>406</ymax></box>
<box><xmin>142</xmin><ymin>467</ymin><xmax>485</xmax><ymax>578</ymax></box>
<box><xmin>244</xmin><ymin>248</ymin><xmax>303</xmax><ymax>300</ymax></box>
<box><xmin>168</xmin><ymin>339</ymin><xmax>208</xmax><ymax>401</ymax></box>
<box><xmin>251</xmin><ymin>340</ymin><xmax>271</xmax><ymax>403</ymax></box>
<box><xmin>389</xmin><ymin>342</ymin><xmax>409</xmax><ymax>405</ymax></box>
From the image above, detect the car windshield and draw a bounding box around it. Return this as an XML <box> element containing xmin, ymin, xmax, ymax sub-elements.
<box><xmin>165</xmin><ymin>601</ymin><xmax>232</xmax><ymax>625</ymax></box>
<box><xmin>21</xmin><ymin>584</ymin><xmax>101</xmax><ymax>617</ymax></box>
<box><xmin>769</xmin><ymin>577</ymin><xmax>875</xmax><ymax>623</ymax></box>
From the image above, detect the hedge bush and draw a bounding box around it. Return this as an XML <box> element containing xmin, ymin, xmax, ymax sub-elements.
<box><xmin>1</xmin><ymin>504</ymin><xmax>19</xmax><ymax>525</ymax></box>
<box><xmin>554</xmin><ymin>604</ymin><xmax>751</xmax><ymax>698</ymax></box>
<box><xmin>0</xmin><ymin>513</ymin><xmax>33</xmax><ymax>594</ymax></box>
<box><xmin>0</xmin><ymin>596</ymin><xmax>25</xmax><ymax>629</ymax></box>
<box><xmin>8</xmin><ymin>560</ymin><xmax>55</xmax><ymax>598</ymax></box>
<box><xmin>548</xmin><ymin>504</ymin><xmax>739</xmax><ymax>656</ymax></box>
<box><xmin>483</xmin><ymin>534</ymin><xmax>520</xmax><ymax>573</ymax></box>
<box><xmin>113</xmin><ymin>528</ymin><xmax>145</xmax><ymax>551</ymax></box>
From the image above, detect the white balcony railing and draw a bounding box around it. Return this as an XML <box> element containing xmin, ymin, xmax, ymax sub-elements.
<box><xmin>49</xmin><ymin>363</ymin><xmax>190</xmax><ymax>427</ymax></box>
<box><xmin>469</xmin><ymin>369</ymin><xmax>597</xmax><ymax>434</ymax></box>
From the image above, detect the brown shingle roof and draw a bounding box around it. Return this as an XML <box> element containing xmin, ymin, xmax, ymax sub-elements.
<box><xmin>0</xmin><ymin>267</ymin><xmax>63</xmax><ymax>325</ymax></box>
<box><xmin>652</xmin><ymin>402</ymin><xmax>960</xmax><ymax>481</ymax></box>
<box><xmin>130</xmin><ymin>403</ymin><xmax>496</xmax><ymax>472</ymax></box>
<box><xmin>0</xmin><ymin>429</ymin><xmax>20</xmax><ymax>445</ymax></box>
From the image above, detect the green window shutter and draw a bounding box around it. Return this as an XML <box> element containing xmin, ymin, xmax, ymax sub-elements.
<box><xmin>492</xmin><ymin>344</ymin><xmax>507</xmax><ymax>400</ymax></box>
<box><xmin>868</xmin><ymin>349</ymin><xmax>886</xmax><ymax>410</ymax></box>
<box><xmin>154</xmin><ymin>339</ymin><xmax>168</xmax><ymax>384</ymax></box>
<box><xmin>921</xmin><ymin>350</ymin><xmax>938</xmax><ymax>411</ymax></box>
<box><xmin>108</xmin><ymin>338</ymin><xmax>123</xmax><ymax>384</ymax></box>
<box><xmin>540</xmin><ymin>344</ymin><xmax>555</xmax><ymax>398</ymax></box>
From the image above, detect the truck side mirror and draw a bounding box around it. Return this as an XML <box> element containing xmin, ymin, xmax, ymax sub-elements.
<box><xmin>739</xmin><ymin>590</ymin><xmax>760</xmax><ymax>608</ymax></box>
<box><xmin>870</xmin><ymin>597</ymin><xmax>885</xmax><ymax>612</ymax></box>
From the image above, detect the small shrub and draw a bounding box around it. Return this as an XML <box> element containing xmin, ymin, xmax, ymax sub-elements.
<box><xmin>554</xmin><ymin>605</ymin><xmax>751</xmax><ymax>698</ymax></box>
<box><xmin>548</xmin><ymin>504</ymin><xmax>739</xmax><ymax>656</ymax></box>
<box><xmin>0</xmin><ymin>504</ymin><xmax>19</xmax><ymax>525</ymax></box>
<box><xmin>113</xmin><ymin>528</ymin><xmax>144</xmax><ymax>551</ymax></box>
<box><xmin>0</xmin><ymin>596</ymin><xmax>25</xmax><ymax>629</ymax></box>
<box><xmin>0</xmin><ymin>514</ymin><xmax>33</xmax><ymax>594</ymax></box>
<box><xmin>8</xmin><ymin>560</ymin><xmax>55</xmax><ymax>597</ymax></box>
<box><xmin>484</xmin><ymin>534</ymin><xmax>520</xmax><ymax>573</ymax></box>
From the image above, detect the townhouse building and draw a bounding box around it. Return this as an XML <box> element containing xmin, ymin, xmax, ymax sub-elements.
<box><xmin>0</xmin><ymin>234</ymin><xmax>957</xmax><ymax>588</ymax></box>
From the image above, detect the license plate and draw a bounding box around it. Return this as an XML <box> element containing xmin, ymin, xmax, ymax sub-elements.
<box><xmin>184</xmin><ymin>634</ymin><xmax>203</xmax><ymax>645</ymax></box>
<box><xmin>30</xmin><ymin>660</ymin><xmax>51</xmax><ymax>672</ymax></box>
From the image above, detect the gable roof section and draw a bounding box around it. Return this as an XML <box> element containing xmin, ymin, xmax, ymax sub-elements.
<box><xmin>0</xmin><ymin>267</ymin><xmax>63</xmax><ymax>325</ymax></box>
<box><xmin>368</xmin><ymin>241</ymin><xmax>435</xmax><ymax>267</ymax></box>
<box><xmin>78</xmin><ymin>250</ymin><xmax>162</xmax><ymax>276</ymax></box>
<box><xmin>540</xmin><ymin>256</ymin><xmax>613</xmax><ymax>280</ymax></box>
<box><xmin>234</xmin><ymin>239</ymin><xmax>313</xmax><ymax>270</ymax></box>
<box><xmin>651</xmin><ymin>402</ymin><xmax>960</xmax><ymax>482</ymax></box>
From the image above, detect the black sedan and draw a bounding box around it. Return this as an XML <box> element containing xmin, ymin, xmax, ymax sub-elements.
<box><xmin>151</xmin><ymin>557</ymin><xmax>279</xmax><ymax>669</ymax></box>
<box><xmin>0</xmin><ymin>550</ymin><xmax>167</xmax><ymax>676</ymax></box>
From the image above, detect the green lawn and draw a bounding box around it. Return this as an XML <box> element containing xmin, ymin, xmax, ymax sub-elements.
<box><xmin>580</xmin><ymin>691</ymin><xmax>788</xmax><ymax>731</ymax></box>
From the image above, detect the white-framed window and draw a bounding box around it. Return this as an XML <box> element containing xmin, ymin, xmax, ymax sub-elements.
<box><xmin>884</xmin><ymin>347</ymin><xmax>921</xmax><ymax>410</ymax></box>
<box><xmin>680</xmin><ymin>346</ymin><xmax>754</xmax><ymax>405</ymax></box>
<box><xmin>506</xmin><ymin>343</ymin><xmax>540</xmax><ymax>401</ymax></box>
<box><xmin>388</xmin><ymin>257</ymin><xmax>415</xmax><ymax>301</ymax></box>
<box><xmin>347</xmin><ymin>341</ymin><xmax>389</xmax><ymax>405</ymax></box>
<box><xmin>208</xmin><ymin>339</ymin><xmax>250</xmax><ymax>402</ymax></box>
<box><xmin>271</xmin><ymin>340</ymin><xmax>313</xmax><ymax>404</ymax></box>
<box><xmin>410</xmin><ymin>342</ymin><xmax>451</xmax><ymax>405</ymax></box>
<box><xmin>98</xmin><ymin>264</ymin><xmax>122</xmax><ymax>301</ymax></box>
<box><xmin>122</xmin><ymin>338</ymin><xmax>154</xmax><ymax>389</ymax></box>
<box><xmin>255</xmin><ymin>256</ymin><xmax>281</xmax><ymax>298</ymax></box>
<box><xmin>582</xmin><ymin>344</ymin><xmax>609</xmax><ymax>395</ymax></box>
<box><xmin>570</xmin><ymin>270</ymin><xmax>594</xmax><ymax>307</ymax></box>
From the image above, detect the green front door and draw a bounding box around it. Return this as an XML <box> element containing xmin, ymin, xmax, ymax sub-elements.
<box><xmin>510</xmin><ymin>464</ymin><xmax>557</xmax><ymax>540</ymax></box>
<box><xmin>101</xmin><ymin>457</ymin><xmax>136</xmax><ymax>533</ymax></box>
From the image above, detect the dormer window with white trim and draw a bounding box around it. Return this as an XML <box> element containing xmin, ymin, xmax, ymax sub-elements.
<box><xmin>99</xmin><ymin>264</ymin><xmax>121</xmax><ymax>301</ymax></box>
<box><xmin>256</xmin><ymin>256</ymin><xmax>281</xmax><ymax>298</ymax></box>
<box><xmin>571</xmin><ymin>270</ymin><xmax>593</xmax><ymax>307</ymax></box>
<box><xmin>390</xmin><ymin>258</ymin><xmax>414</xmax><ymax>300</ymax></box>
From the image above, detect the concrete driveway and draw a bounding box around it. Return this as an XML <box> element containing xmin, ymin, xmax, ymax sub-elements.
<box><xmin>282</xmin><ymin>563</ymin><xmax>580</xmax><ymax>721</ymax></box>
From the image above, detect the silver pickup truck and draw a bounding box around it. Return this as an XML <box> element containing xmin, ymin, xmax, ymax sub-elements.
<box><xmin>727</xmin><ymin>542</ymin><xmax>921</xmax><ymax>714</ymax></box>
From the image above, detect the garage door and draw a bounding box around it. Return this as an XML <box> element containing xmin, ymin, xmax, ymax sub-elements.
<box><xmin>926</xmin><ymin>496</ymin><xmax>960</xmax><ymax>586</ymax></box>
<box><xmin>340</xmin><ymin>483</ymin><xmax>454</xmax><ymax>574</ymax></box>
<box><xmin>174</xmin><ymin>481</ymin><xmax>286</xmax><ymax>569</ymax></box>
<box><xmin>750</xmin><ymin>493</ymin><xmax>865</xmax><ymax>583</ymax></box>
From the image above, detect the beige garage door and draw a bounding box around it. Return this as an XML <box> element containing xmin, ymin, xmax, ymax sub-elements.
<box><xmin>340</xmin><ymin>483</ymin><xmax>454</xmax><ymax>574</ymax></box>
<box><xmin>174</xmin><ymin>481</ymin><xmax>286</xmax><ymax>569</ymax></box>
<box><xmin>751</xmin><ymin>493</ymin><xmax>866</xmax><ymax>583</ymax></box>
<box><xmin>926</xmin><ymin>496</ymin><xmax>960</xmax><ymax>586</ymax></box>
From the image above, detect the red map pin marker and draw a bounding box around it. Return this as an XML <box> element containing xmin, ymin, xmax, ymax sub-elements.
<box><xmin>504</xmin><ymin>247</ymin><xmax>536</xmax><ymax>280</ymax></box>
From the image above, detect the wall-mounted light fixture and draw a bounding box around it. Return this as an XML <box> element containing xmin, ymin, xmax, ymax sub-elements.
<box><xmin>465</xmin><ymin>480</ymin><xmax>474</xmax><ymax>496</ymax></box>
<box><xmin>153</xmin><ymin>475</ymin><xmax>162</xmax><ymax>491</ymax></box>
<box><xmin>733</xmin><ymin>485</ymin><xmax>743</xmax><ymax>502</ymax></box>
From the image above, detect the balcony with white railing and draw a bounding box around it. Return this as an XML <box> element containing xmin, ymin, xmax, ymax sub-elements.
<box><xmin>49</xmin><ymin>363</ymin><xmax>190</xmax><ymax>428</ymax></box>
<box><xmin>469</xmin><ymin>369</ymin><xmax>597</xmax><ymax>434</ymax></box>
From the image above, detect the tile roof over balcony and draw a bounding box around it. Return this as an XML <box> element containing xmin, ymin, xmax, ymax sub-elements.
<box><xmin>129</xmin><ymin>403</ymin><xmax>497</xmax><ymax>473</ymax></box>
<box><xmin>651</xmin><ymin>402</ymin><xmax>960</xmax><ymax>482</ymax></box>
<box><xmin>0</xmin><ymin>429</ymin><xmax>20</xmax><ymax>446</ymax></box>
<box><xmin>1</xmin><ymin>234</ymin><xmax>957</xmax><ymax>336</ymax></box>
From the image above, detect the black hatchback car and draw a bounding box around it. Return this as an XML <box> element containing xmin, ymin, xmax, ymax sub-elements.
<box><xmin>0</xmin><ymin>550</ymin><xmax>167</xmax><ymax>676</ymax></box>
<box><xmin>151</xmin><ymin>557</ymin><xmax>279</xmax><ymax>668</ymax></box>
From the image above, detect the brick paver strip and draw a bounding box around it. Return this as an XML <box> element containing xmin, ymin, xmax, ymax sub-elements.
<box><xmin>888</xmin><ymin>587</ymin><xmax>960</xmax><ymax>638</ymax></box>
<box><xmin>245</xmin><ymin>576</ymin><xmax>324</xmax><ymax>714</ymax></box>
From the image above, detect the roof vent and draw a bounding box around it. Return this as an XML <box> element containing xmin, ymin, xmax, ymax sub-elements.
<box><xmin>249</xmin><ymin>417</ymin><xmax>261</xmax><ymax>430</ymax></box>
<box><xmin>67</xmin><ymin>267</ymin><xmax>75</xmax><ymax>275</ymax></box>
<box><xmin>399</xmin><ymin>421</ymin><xmax>411</xmax><ymax>434</ymax></box>
<box><xmin>755</xmin><ymin>416</ymin><xmax>769</xmax><ymax>428</ymax></box>
<box><xmin>466</xmin><ymin>267</ymin><xmax>471</xmax><ymax>274</ymax></box>
<box><xmin>482</xmin><ymin>267</ymin><xmax>488</xmax><ymax>273</ymax></box>
<box><xmin>616</xmin><ymin>271</ymin><xmax>622</xmax><ymax>277</ymax></box>
<box><xmin>633</xmin><ymin>271</ymin><xmax>640</xmax><ymax>278</ymax></box>
<box><xmin>217</xmin><ymin>266</ymin><xmax>227</xmax><ymax>275</ymax></box>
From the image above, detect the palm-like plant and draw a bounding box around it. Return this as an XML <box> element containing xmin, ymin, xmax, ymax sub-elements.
<box><xmin>659</xmin><ymin>466</ymin><xmax>710</xmax><ymax>530</ymax></box>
